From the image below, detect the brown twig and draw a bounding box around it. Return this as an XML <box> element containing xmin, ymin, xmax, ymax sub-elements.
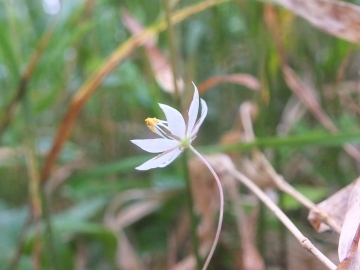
<box><xmin>258</xmin><ymin>153</ymin><xmax>342</xmax><ymax>233</ymax></box>
<box><xmin>238</xmin><ymin>96</ymin><xmax>342</xmax><ymax>233</ymax></box>
<box><xmin>229</xmin><ymin>166</ymin><xmax>336</xmax><ymax>270</ymax></box>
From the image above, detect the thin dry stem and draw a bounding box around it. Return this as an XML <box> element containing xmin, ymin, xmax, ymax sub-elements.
<box><xmin>258</xmin><ymin>152</ymin><xmax>342</xmax><ymax>233</ymax></box>
<box><xmin>230</xmin><ymin>169</ymin><xmax>336</xmax><ymax>270</ymax></box>
<box><xmin>189</xmin><ymin>145</ymin><xmax>224</xmax><ymax>270</ymax></box>
<box><xmin>239</xmin><ymin>96</ymin><xmax>342</xmax><ymax>233</ymax></box>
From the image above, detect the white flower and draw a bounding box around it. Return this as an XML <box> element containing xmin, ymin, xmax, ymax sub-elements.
<box><xmin>131</xmin><ymin>82</ymin><xmax>207</xmax><ymax>170</ymax></box>
<box><xmin>131</xmin><ymin>83</ymin><xmax>223</xmax><ymax>270</ymax></box>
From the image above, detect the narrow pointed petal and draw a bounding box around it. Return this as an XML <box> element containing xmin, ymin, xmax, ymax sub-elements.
<box><xmin>158</xmin><ymin>148</ymin><xmax>183</xmax><ymax>168</ymax></box>
<box><xmin>187</xmin><ymin>82</ymin><xmax>199</xmax><ymax>136</ymax></box>
<box><xmin>131</xmin><ymin>138</ymin><xmax>179</xmax><ymax>153</ymax></box>
<box><xmin>159</xmin><ymin>104</ymin><xmax>186</xmax><ymax>138</ymax></box>
<box><xmin>191</xmin><ymin>98</ymin><xmax>208</xmax><ymax>137</ymax></box>
<box><xmin>135</xmin><ymin>148</ymin><xmax>182</xmax><ymax>170</ymax></box>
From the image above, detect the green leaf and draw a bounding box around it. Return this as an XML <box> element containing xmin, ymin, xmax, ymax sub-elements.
<box><xmin>282</xmin><ymin>185</ymin><xmax>328</xmax><ymax>211</ymax></box>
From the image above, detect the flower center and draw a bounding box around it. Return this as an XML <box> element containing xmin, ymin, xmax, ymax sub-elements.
<box><xmin>180</xmin><ymin>136</ymin><xmax>191</xmax><ymax>148</ymax></box>
<box><xmin>145</xmin><ymin>117</ymin><xmax>159</xmax><ymax>133</ymax></box>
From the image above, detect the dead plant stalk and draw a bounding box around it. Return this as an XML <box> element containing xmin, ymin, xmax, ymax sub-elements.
<box><xmin>230</xmin><ymin>169</ymin><xmax>337</xmax><ymax>270</ymax></box>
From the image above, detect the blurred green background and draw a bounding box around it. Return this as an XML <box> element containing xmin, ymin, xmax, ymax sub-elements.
<box><xmin>1</xmin><ymin>0</ymin><xmax>360</xmax><ymax>269</ymax></box>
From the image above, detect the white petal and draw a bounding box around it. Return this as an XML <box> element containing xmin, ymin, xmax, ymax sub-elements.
<box><xmin>191</xmin><ymin>98</ymin><xmax>208</xmax><ymax>137</ymax></box>
<box><xmin>158</xmin><ymin>148</ymin><xmax>183</xmax><ymax>168</ymax></box>
<box><xmin>135</xmin><ymin>148</ymin><xmax>183</xmax><ymax>170</ymax></box>
<box><xmin>187</xmin><ymin>82</ymin><xmax>199</xmax><ymax>136</ymax></box>
<box><xmin>159</xmin><ymin>104</ymin><xmax>186</xmax><ymax>138</ymax></box>
<box><xmin>131</xmin><ymin>138</ymin><xmax>179</xmax><ymax>153</ymax></box>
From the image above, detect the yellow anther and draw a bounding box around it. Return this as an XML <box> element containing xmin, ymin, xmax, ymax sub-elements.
<box><xmin>145</xmin><ymin>117</ymin><xmax>159</xmax><ymax>133</ymax></box>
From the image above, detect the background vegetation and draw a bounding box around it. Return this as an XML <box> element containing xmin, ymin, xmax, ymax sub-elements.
<box><xmin>1</xmin><ymin>0</ymin><xmax>360</xmax><ymax>269</ymax></box>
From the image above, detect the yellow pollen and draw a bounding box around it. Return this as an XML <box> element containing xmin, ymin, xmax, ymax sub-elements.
<box><xmin>145</xmin><ymin>117</ymin><xmax>159</xmax><ymax>133</ymax></box>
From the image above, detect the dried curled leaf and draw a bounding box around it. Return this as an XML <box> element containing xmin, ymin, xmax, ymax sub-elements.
<box><xmin>308</xmin><ymin>182</ymin><xmax>354</xmax><ymax>233</ymax></box>
<box><xmin>268</xmin><ymin>0</ymin><xmax>360</xmax><ymax>44</ymax></box>
<box><xmin>122</xmin><ymin>9</ymin><xmax>184</xmax><ymax>94</ymax></box>
<box><xmin>339</xmin><ymin>177</ymin><xmax>360</xmax><ymax>265</ymax></box>
<box><xmin>117</xmin><ymin>231</ymin><xmax>146</xmax><ymax>270</ymax></box>
<box><xmin>338</xmin><ymin>224</ymin><xmax>360</xmax><ymax>270</ymax></box>
<box><xmin>198</xmin><ymin>74</ymin><xmax>260</xmax><ymax>94</ymax></box>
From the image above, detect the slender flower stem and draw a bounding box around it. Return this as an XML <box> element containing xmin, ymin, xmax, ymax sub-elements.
<box><xmin>182</xmin><ymin>151</ymin><xmax>202</xmax><ymax>270</ymax></box>
<box><xmin>189</xmin><ymin>145</ymin><xmax>224</xmax><ymax>270</ymax></box>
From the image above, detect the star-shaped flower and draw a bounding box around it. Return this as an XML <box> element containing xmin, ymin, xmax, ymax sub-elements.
<box><xmin>131</xmin><ymin>83</ymin><xmax>207</xmax><ymax>170</ymax></box>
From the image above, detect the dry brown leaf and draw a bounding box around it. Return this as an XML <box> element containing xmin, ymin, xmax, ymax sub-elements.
<box><xmin>113</xmin><ymin>200</ymin><xmax>162</xmax><ymax>228</ymax></box>
<box><xmin>198</xmin><ymin>74</ymin><xmax>260</xmax><ymax>94</ymax></box>
<box><xmin>121</xmin><ymin>9</ymin><xmax>156</xmax><ymax>45</ymax></box>
<box><xmin>188</xmin><ymin>154</ymin><xmax>232</xmax><ymax>247</ymax></box>
<box><xmin>117</xmin><ymin>231</ymin><xmax>146</xmax><ymax>270</ymax></box>
<box><xmin>238</xmin><ymin>157</ymin><xmax>275</xmax><ymax>189</ymax></box>
<box><xmin>282</xmin><ymin>66</ymin><xmax>337</xmax><ymax>132</ymax></box>
<box><xmin>338</xmin><ymin>223</ymin><xmax>360</xmax><ymax>270</ymax></box>
<box><xmin>74</xmin><ymin>242</ymin><xmax>87</xmax><ymax>270</ymax></box>
<box><xmin>122</xmin><ymin>9</ymin><xmax>184</xmax><ymax>94</ymax></box>
<box><xmin>189</xmin><ymin>153</ymin><xmax>265</xmax><ymax>269</ymax></box>
<box><xmin>105</xmin><ymin>190</ymin><xmax>173</xmax><ymax>229</ymax></box>
<box><xmin>339</xmin><ymin>177</ymin><xmax>360</xmax><ymax>267</ymax></box>
<box><xmin>277</xmin><ymin>95</ymin><xmax>306</xmax><ymax>136</ymax></box>
<box><xmin>308</xmin><ymin>182</ymin><xmax>354</xmax><ymax>233</ymax></box>
<box><xmin>239</xmin><ymin>211</ymin><xmax>265</xmax><ymax>270</ymax></box>
<box><xmin>167</xmin><ymin>210</ymin><xmax>190</xmax><ymax>268</ymax></box>
<box><xmin>239</xmin><ymin>102</ymin><xmax>258</xmax><ymax>142</ymax></box>
<box><xmin>170</xmin><ymin>257</ymin><xmax>196</xmax><ymax>270</ymax></box>
<box><xmin>189</xmin><ymin>155</ymin><xmax>224</xmax><ymax>243</ymax></box>
<box><xmin>268</xmin><ymin>0</ymin><xmax>360</xmax><ymax>44</ymax></box>
<box><xmin>104</xmin><ymin>191</ymin><xmax>168</xmax><ymax>270</ymax></box>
